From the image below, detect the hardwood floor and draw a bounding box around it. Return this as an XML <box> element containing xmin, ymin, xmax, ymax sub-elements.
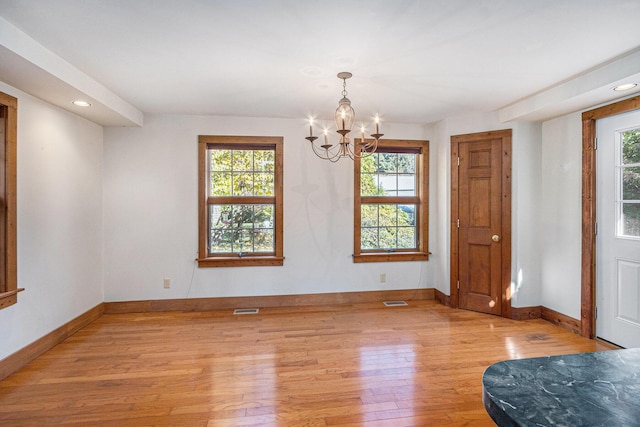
<box><xmin>0</xmin><ymin>300</ymin><xmax>616</xmax><ymax>426</ymax></box>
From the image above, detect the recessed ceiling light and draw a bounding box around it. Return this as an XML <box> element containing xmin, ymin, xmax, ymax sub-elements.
<box><xmin>72</xmin><ymin>100</ymin><xmax>92</xmax><ymax>107</ymax></box>
<box><xmin>613</xmin><ymin>83</ymin><xmax>637</xmax><ymax>91</ymax></box>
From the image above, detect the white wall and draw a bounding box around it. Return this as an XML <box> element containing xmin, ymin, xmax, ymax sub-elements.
<box><xmin>430</xmin><ymin>112</ymin><xmax>543</xmax><ymax>308</ymax></box>
<box><xmin>431</xmin><ymin>119</ymin><xmax>453</xmax><ymax>296</ymax></box>
<box><xmin>511</xmin><ymin>121</ymin><xmax>542</xmax><ymax>308</ymax></box>
<box><xmin>103</xmin><ymin>115</ymin><xmax>435</xmax><ymax>302</ymax></box>
<box><xmin>0</xmin><ymin>82</ymin><xmax>104</xmax><ymax>360</ymax></box>
<box><xmin>539</xmin><ymin>112</ymin><xmax>583</xmax><ymax>319</ymax></box>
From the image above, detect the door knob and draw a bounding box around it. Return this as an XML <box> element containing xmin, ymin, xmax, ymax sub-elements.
<box><xmin>492</xmin><ymin>234</ymin><xmax>500</xmax><ymax>242</ymax></box>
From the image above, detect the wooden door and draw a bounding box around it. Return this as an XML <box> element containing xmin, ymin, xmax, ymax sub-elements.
<box><xmin>451</xmin><ymin>130</ymin><xmax>511</xmax><ymax>317</ymax></box>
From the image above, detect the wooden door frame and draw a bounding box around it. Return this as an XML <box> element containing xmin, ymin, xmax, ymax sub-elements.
<box><xmin>581</xmin><ymin>95</ymin><xmax>640</xmax><ymax>338</ymax></box>
<box><xmin>450</xmin><ymin>129</ymin><xmax>512</xmax><ymax>318</ymax></box>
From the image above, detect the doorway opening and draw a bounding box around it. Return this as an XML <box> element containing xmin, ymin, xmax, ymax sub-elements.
<box><xmin>581</xmin><ymin>95</ymin><xmax>640</xmax><ymax>338</ymax></box>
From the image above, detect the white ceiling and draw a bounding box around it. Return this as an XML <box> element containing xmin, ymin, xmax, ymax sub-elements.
<box><xmin>1</xmin><ymin>0</ymin><xmax>640</xmax><ymax>126</ymax></box>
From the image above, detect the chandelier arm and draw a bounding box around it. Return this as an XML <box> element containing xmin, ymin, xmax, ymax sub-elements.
<box><xmin>362</xmin><ymin>138</ymin><xmax>379</xmax><ymax>152</ymax></box>
<box><xmin>328</xmin><ymin>153</ymin><xmax>342</xmax><ymax>163</ymax></box>
<box><xmin>348</xmin><ymin>139</ymin><xmax>368</xmax><ymax>159</ymax></box>
<box><xmin>310</xmin><ymin>142</ymin><xmax>332</xmax><ymax>160</ymax></box>
<box><xmin>340</xmin><ymin>141</ymin><xmax>355</xmax><ymax>161</ymax></box>
<box><xmin>349</xmin><ymin>142</ymin><xmax>375</xmax><ymax>159</ymax></box>
<box><xmin>310</xmin><ymin>140</ymin><xmax>341</xmax><ymax>161</ymax></box>
<box><xmin>322</xmin><ymin>142</ymin><xmax>343</xmax><ymax>162</ymax></box>
<box><xmin>355</xmin><ymin>150</ymin><xmax>375</xmax><ymax>159</ymax></box>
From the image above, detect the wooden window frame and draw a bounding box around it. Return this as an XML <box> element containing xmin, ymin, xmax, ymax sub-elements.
<box><xmin>0</xmin><ymin>92</ymin><xmax>20</xmax><ymax>310</ymax></box>
<box><xmin>197</xmin><ymin>135</ymin><xmax>284</xmax><ymax>267</ymax></box>
<box><xmin>353</xmin><ymin>139</ymin><xmax>429</xmax><ymax>263</ymax></box>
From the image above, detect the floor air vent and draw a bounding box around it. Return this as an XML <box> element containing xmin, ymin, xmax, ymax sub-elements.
<box><xmin>383</xmin><ymin>301</ymin><xmax>408</xmax><ymax>307</ymax></box>
<box><xmin>233</xmin><ymin>308</ymin><xmax>259</xmax><ymax>315</ymax></box>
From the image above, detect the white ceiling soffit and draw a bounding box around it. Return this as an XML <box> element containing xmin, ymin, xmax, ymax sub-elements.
<box><xmin>498</xmin><ymin>48</ymin><xmax>640</xmax><ymax>123</ymax></box>
<box><xmin>0</xmin><ymin>17</ymin><xmax>143</xmax><ymax>127</ymax></box>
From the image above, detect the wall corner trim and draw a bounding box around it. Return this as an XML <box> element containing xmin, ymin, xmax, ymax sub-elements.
<box><xmin>434</xmin><ymin>289</ymin><xmax>451</xmax><ymax>307</ymax></box>
<box><xmin>541</xmin><ymin>307</ymin><xmax>582</xmax><ymax>335</ymax></box>
<box><xmin>510</xmin><ymin>305</ymin><xmax>542</xmax><ymax>320</ymax></box>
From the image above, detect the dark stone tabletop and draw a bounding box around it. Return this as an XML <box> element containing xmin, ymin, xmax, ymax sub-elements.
<box><xmin>482</xmin><ymin>348</ymin><xmax>640</xmax><ymax>426</ymax></box>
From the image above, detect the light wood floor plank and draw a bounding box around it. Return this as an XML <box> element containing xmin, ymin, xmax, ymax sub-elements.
<box><xmin>0</xmin><ymin>300</ymin><xmax>615</xmax><ymax>426</ymax></box>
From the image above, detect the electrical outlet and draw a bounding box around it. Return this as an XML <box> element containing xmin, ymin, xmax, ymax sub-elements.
<box><xmin>163</xmin><ymin>278</ymin><xmax>171</xmax><ymax>289</ymax></box>
<box><xmin>380</xmin><ymin>273</ymin><xmax>386</xmax><ymax>283</ymax></box>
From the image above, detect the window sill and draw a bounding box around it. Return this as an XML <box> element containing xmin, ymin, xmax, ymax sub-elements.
<box><xmin>353</xmin><ymin>252</ymin><xmax>429</xmax><ymax>263</ymax></box>
<box><xmin>197</xmin><ymin>256</ymin><xmax>284</xmax><ymax>268</ymax></box>
<box><xmin>0</xmin><ymin>288</ymin><xmax>25</xmax><ymax>310</ymax></box>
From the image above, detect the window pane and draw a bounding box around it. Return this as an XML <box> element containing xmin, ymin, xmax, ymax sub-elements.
<box><xmin>210</xmin><ymin>172</ymin><xmax>232</xmax><ymax>196</ymax></box>
<box><xmin>254</xmin><ymin>172</ymin><xmax>274</xmax><ymax>196</ymax></box>
<box><xmin>379</xmin><ymin>227</ymin><xmax>397</xmax><ymax>248</ymax></box>
<box><xmin>622</xmin><ymin>167</ymin><xmax>640</xmax><ymax>200</ymax></box>
<box><xmin>254</xmin><ymin>149</ymin><xmax>275</xmax><ymax>172</ymax></box>
<box><xmin>619</xmin><ymin>131</ymin><xmax>640</xmax><ymax>238</ymax></box>
<box><xmin>211</xmin><ymin>229</ymin><xmax>235</xmax><ymax>253</ymax></box>
<box><xmin>379</xmin><ymin>153</ymin><xmax>397</xmax><ymax>173</ymax></box>
<box><xmin>361</xmin><ymin>227</ymin><xmax>379</xmax><ymax>250</ymax></box>
<box><xmin>209</xmin><ymin>148</ymin><xmax>275</xmax><ymax>197</ymax></box>
<box><xmin>360</xmin><ymin>203</ymin><xmax>417</xmax><ymax>250</ymax></box>
<box><xmin>361</xmin><ymin>173</ymin><xmax>379</xmax><ymax>196</ymax></box>
<box><xmin>379</xmin><ymin>204</ymin><xmax>397</xmax><ymax>226</ymax></box>
<box><xmin>233</xmin><ymin>150</ymin><xmax>253</xmax><ymax>171</ymax></box>
<box><xmin>397</xmin><ymin>227</ymin><xmax>416</xmax><ymax>248</ymax></box>
<box><xmin>397</xmin><ymin>174</ymin><xmax>415</xmax><ymax>196</ymax></box>
<box><xmin>209</xmin><ymin>205</ymin><xmax>234</xmax><ymax>253</ymax></box>
<box><xmin>379</xmin><ymin>173</ymin><xmax>398</xmax><ymax>196</ymax></box>
<box><xmin>253</xmin><ymin>205</ymin><xmax>274</xmax><ymax>227</ymax></box>
<box><xmin>232</xmin><ymin>172</ymin><xmax>253</xmax><ymax>195</ymax></box>
<box><xmin>398</xmin><ymin>154</ymin><xmax>415</xmax><ymax>173</ymax></box>
<box><xmin>622</xmin><ymin>129</ymin><xmax>640</xmax><ymax>165</ymax></box>
<box><xmin>622</xmin><ymin>203</ymin><xmax>640</xmax><ymax>237</ymax></box>
<box><xmin>210</xmin><ymin>149</ymin><xmax>232</xmax><ymax>171</ymax></box>
<box><xmin>398</xmin><ymin>204</ymin><xmax>416</xmax><ymax>226</ymax></box>
<box><xmin>361</xmin><ymin>154</ymin><xmax>377</xmax><ymax>173</ymax></box>
<box><xmin>361</xmin><ymin>152</ymin><xmax>416</xmax><ymax>197</ymax></box>
<box><xmin>253</xmin><ymin>229</ymin><xmax>274</xmax><ymax>252</ymax></box>
<box><xmin>361</xmin><ymin>205</ymin><xmax>378</xmax><ymax>227</ymax></box>
<box><xmin>209</xmin><ymin>204</ymin><xmax>275</xmax><ymax>254</ymax></box>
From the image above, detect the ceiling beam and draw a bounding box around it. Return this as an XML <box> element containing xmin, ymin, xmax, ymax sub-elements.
<box><xmin>0</xmin><ymin>17</ymin><xmax>143</xmax><ymax>127</ymax></box>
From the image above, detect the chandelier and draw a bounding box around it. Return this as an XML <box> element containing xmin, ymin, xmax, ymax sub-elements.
<box><xmin>305</xmin><ymin>72</ymin><xmax>383</xmax><ymax>162</ymax></box>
